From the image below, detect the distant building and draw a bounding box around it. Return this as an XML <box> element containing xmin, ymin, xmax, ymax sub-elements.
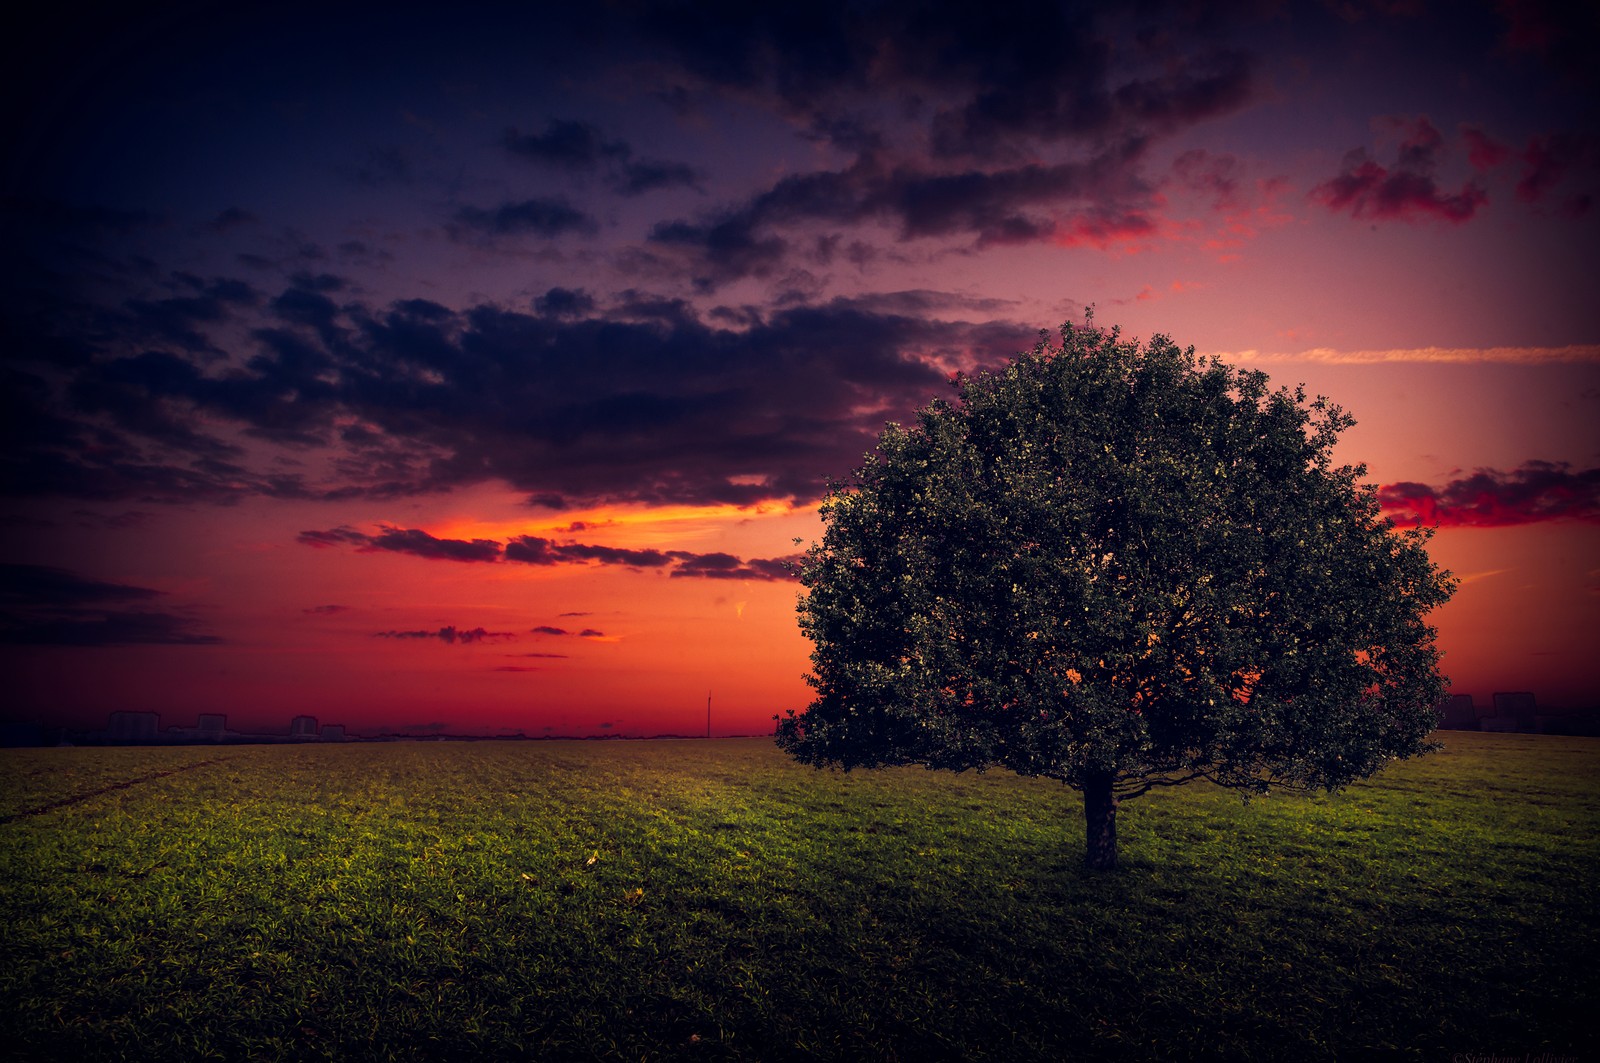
<box><xmin>319</xmin><ymin>724</ymin><xmax>346</xmax><ymax>742</ymax></box>
<box><xmin>196</xmin><ymin>713</ymin><xmax>228</xmax><ymax>740</ymax></box>
<box><xmin>108</xmin><ymin>711</ymin><xmax>160</xmax><ymax>743</ymax></box>
<box><xmin>1440</xmin><ymin>694</ymin><xmax>1477</xmax><ymax>730</ymax></box>
<box><xmin>290</xmin><ymin>714</ymin><xmax>319</xmax><ymax>739</ymax></box>
<box><xmin>1491</xmin><ymin>692</ymin><xmax>1538</xmax><ymax>732</ymax></box>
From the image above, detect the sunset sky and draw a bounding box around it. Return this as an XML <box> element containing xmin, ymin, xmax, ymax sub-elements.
<box><xmin>2</xmin><ymin>0</ymin><xmax>1596</xmax><ymax>738</ymax></box>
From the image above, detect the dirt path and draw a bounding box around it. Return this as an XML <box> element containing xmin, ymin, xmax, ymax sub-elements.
<box><xmin>0</xmin><ymin>756</ymin><xmax>239</xmax><ymax>824</ymax></box>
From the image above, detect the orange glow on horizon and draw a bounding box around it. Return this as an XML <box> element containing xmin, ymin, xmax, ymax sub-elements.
<box><xmin>424</xmin><ymin>500</ymin><xmax>813</xmax><ymax>550</ymax></box>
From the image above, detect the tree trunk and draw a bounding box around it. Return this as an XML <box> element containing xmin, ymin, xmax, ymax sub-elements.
<box><xmin>1083</xmin><ymin>770</ymin><xmax>1119</xmax><ymax>871</ymax></box>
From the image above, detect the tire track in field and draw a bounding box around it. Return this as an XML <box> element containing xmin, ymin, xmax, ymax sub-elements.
<box><xmin>0</xmin><ymin>756</ymin><xmax>239</xmax><ymax>824</ymax></box>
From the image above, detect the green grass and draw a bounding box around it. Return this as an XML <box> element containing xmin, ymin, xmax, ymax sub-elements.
<box><xmin>1</xmin><ymin>732</ymin><xmax>1594</xmax><ymax>1061</ymax></box>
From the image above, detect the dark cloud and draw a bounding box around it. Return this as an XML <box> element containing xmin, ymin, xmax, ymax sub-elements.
<box><xmin>616</xmin><ymin>158</ymin><xmax>702</xmax><ymax>196</ymax></box>
<box><xmin>288</xmin><ymin>271</ymin><xmax>346</xmax><ymax>294</ymax></box>
<box><xmin>71</xmin><ymin>509</ymin><xmax>149</xmax><ymax>530</ymax></box>
<box><xmin>206</xmin><ymin>207</ymin><xmax>259</xmax><ymax>233</ymax></box>
<box><xmin>886</xmin><ymin>152</ymin><xmax>1158</xmax><ymax>246</ymax></box>
<box><xmin>1379</xmin><ymin>462</ymin><xmax>1600</xmax><ymax>528</ymax></box>
<box><xmin>0</xmin><ymin>611</ymin><xmax>224</xmax><ymax>647</ymax></box>
<box><xmin>352</xmin><ymin>145</ymin><xmax>412</xmax><ymax>188</ymax></box>
<box><xmin>1516</xmin><ymin>132</ymin><xmax>1598</xmax><ymax>216</ymax></box>
<box><xmin>303</xmin><ymin>604</ymin><xmax>348</xmax><ymax>615</ymax></box>
<box><xmin>635</xmin><ymin>2</ymin><xmax>1254</xmax><ymax>159</ymax></box>
<box><xmin>115</xmin><ymin>276</ymin><xmax>259</xmax><ymax>355</ymax></box>
<box><xmin>669</xmin><ymin>552</ymin><xmax>799</xmax><ymax>581</ymax></box>
<box><xmin>529</xmin><ymin>626</ymin><xmax>608</xmax><ymax>639</ymax></box>
<box><xmin>2</xmin><ymin>2</ymin><xmax>1289</xmax><ymax>514</ymax></box>
<box><xmin>504</xmin><ymin>119</ymin><xmax>702</xmax><ymax>197</ymax></box>
<box><xmin>297</xmin><ymin>524</ymin><xmax>800</xmax><ymax>581</ymax></box>
<box><xmin>1310</xmin><ymin>116</ymin><xmax>1487</xmax><ymax>223</ymax></box>
<box><xmin>0</xmin><ymin>563</ymin><xmax>160</xmax><ymax>606</ymax></box>
<box><xmin>1171</xmin><ymin>149</ymin><xmax>1247</xmax><ymax>210</ymax></box>
<box><xmin>297</xmin><ymin>526</ymin><xmax>367</xmax><ymax>548</ymax></box>
<box><xmin>505</xmin><ymin>535</ymin><xmax>798</xmax><ymax>580</ymax></box>
<box><xmin>298</xmin><ymin>525</ymin><xmax>500</xmax><ymax>562</ymax></box>
<box><xmin>648</xmin><ymin>142</ymin><xmax>1159</xmax><ymax>286</ymax></box>
<box><xmin>1461</xmin><ymin>126</ymin><xmax>1512</xmax><ymax>172</ymax></box>
<box><xmin>0</xmin><ymin>563</ymin><xmax>221</xmax><ymax>646</ymax></box>
<box><xmin>611</xmin><ymin>3</ymin><xmax>1267</xmax><ymax>284</ymax></box>
<box><xmin>930</xmin><ymin>42</ymin><xmax>1252</xmax><ymax>159</ymax></box>
<box><xmin>813</xmin><ymin>289</ymin><xmax>1017</xmax><ymax>317</ymax></box>
<box><xmin>452</xmin><ymin>198</ymin><xmax>599</xmax><ymax>238</ymax></box>
<box><xmin>120</xmin><ymin>302</ymin><xmax>222</xmax><ymax>354</ymax></box>
<box><xmin>1107</xmin><ymin>50</ymin><xmax>1255</xmax><ymax>135</ymax></box>
<box><xmin>363</xmin><ymin>527</ymin><xmax>502</xmax><ymax>563</ymax></box>
<box><xmin>504</xmin><ymin>536</ymin><xmax>674</xmax><ymax>569</ymax></box>
<box><xmin>1492</xmin><ymin>0</ymin><xmax>1600</xmax><ymax>91</ymax></box>
<box><xmin>649</xmin><ymin>216</ymin><xmax>791</xmax><ymax>287</ymax></box>
<box><xmin>8</xmin><ymin>286</ymin><xmax>1034</xmax><ymax>507</ymax></box>
<box><xmin>533</xmin><ymin>287</ymin><xmax>596</xmax><ymax>318</ymax></box>
<box><xmin>504</xmin><ymin>120</ymin><xmax>629</xmax><ymax>169</ymax></box>
<box><xmin>373</xmin><ymin>626</ymin><xmax>515</xmax><ymax>644</ymax></box>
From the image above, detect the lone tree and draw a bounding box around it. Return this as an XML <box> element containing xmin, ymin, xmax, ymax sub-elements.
<box><xmin>777</xmin><ymin>317</ymin><xmax>1455</xmax><ymax>870</ymax></box>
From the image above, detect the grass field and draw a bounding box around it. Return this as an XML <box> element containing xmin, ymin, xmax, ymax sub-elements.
<box><xmin>1</xmin><ymin>732</ymin><xmax>1595</xmax><ymax>1061</ymax></box>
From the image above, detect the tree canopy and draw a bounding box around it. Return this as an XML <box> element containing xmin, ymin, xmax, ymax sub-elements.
<box><xmin>776</xmin><ymin>317</ymin><xmax>1456</xmax><ymax>869</ymax></box>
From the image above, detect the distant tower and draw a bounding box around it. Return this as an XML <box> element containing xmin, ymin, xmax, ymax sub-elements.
<box><xmin>196</xmin><ymin>714</ymin><xmax>227</xmax><ymax>741</ymax></box>
<box><xmin>108</xmin><ymin>711</ymin><xmax>159</xmax><ymax>743</ymax></box>
<box><xmin>319</xmin><ymin>724</ymin><xmax>346</xmax><ymax>742</ymax></box>
<box><xmin>290</xmin><ymin>714</ymin><xmax>319</xmax><ymax>739</ymax></box>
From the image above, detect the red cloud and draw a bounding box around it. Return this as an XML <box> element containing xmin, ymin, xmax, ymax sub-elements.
<box><xmin>1517</xmin><ymin>132</ymin><xmax>1597</xmax><ymax>216</ymax></box>
<box><xmin>1311</xmin><ymin>116</ymin><xmax>1486</xmax><ymax>223</ymax></box>
<box><xmin>1379</xmin><ymin>462</ymin><xmax>1600</xmax><ymax>528</ymax></box>
<box><xmin>1461</xmin><ymin>125</ymin><xmax>1511</xmax><ymax>171</ymax></box>
<box><xmin>1043</xmin><ymin>207</ymin><xmax>1160</xmax><ymax>252</ymax></box>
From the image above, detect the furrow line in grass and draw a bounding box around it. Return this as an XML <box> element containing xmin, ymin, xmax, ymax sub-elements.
<box><xmin>0</xmin><ymin>756</ymin><xmax>241</xmax><ymax>824</ymax></box>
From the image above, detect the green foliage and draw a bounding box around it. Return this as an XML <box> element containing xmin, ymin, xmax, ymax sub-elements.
<box><xmin>0</xmin><ymin>736</ymin><xmax>1595</xmax><ymax>1060</ymax></box>
<box><xmin>779</xmin><ymin>318</ymin><xmax>1456</xmax><ymax>815</ymax></box>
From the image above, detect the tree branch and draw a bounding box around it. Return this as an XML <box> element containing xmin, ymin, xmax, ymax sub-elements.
<box><xmin>1115</xmin><ymin>769</ymin><xmax>1208</xmax><ymax>800</ymax></box>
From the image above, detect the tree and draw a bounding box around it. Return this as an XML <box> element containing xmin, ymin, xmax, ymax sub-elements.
<box><xmin>777</xmin><ymin>317</ymin><xmax>1455</xmax><ymax>870</ymax></box>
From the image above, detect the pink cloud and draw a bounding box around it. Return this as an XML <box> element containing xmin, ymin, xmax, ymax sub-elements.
<box><xmin>1379</xmin><ymin>462</ymin><xmax>1600</xmax><ymax>528</ymax></box>
<box><xmin>1311</xmin><ymin>116</ymin><xmax>1487</xmax><ymax>223</ymax></box>
<box><xmin>1461</xmin><ymin>125</ymin><xmax>1511</xmax><ymax>171</ymax></box>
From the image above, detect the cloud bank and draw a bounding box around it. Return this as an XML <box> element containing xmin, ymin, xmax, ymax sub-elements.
<box><xmin>0</xmin><ymin>563</ymin><xmax>222</xmax><ymax>646</ymax></box>
<box><xmin>1380</xmin><ymin>463</ymin><xmax>1600</xmax><ymax>528</ymax></box>
<box><xmin>300</xmin><ymin>525</ymin><xmax>801</xmax><ymax>580</ymax></box>
<box><xmin>372</xmin><ymin>626</ymin><xmax>516</xmax><ymax>644</ymax></box>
